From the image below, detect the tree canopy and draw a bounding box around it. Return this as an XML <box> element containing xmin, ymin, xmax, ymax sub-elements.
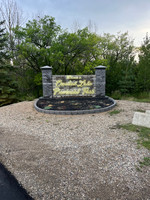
<box><xmin>136</xmin><ymin>34</ymin><xmax>150</xmax><ymax>92</ymax></box>
<box><xmin>0</xmin><ymin>15</ymin><xmax>149</xmax><ymax>105</ymax></box>
<box><xmin>0</xmin><ymin>20</ymin><xmax>17</xmax><ymax>106</ymax></box>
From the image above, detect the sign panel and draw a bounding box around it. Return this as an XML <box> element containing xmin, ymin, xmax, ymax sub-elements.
<box><xmin>53</xmin><ymin>75</ymin><xmax>95</xmax><ymax>97</ymax></box>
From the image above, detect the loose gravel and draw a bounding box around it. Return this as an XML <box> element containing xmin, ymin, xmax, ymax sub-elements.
<box><xmin>0</xmin><ymin>100</ymin><xmax>150</xmax><ymax>200</ymax></box>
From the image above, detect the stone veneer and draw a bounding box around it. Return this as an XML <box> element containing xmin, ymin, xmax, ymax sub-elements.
<box><xmin>41</xmin><ymin>66</ymin><xmax>53</xmax><ymax>98</ymax></box>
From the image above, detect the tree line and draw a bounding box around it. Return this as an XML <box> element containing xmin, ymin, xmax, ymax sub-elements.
<box><xmin>0</xmin><ymin>14</ymin><xmax>150</xmax><ymax>106</ymax></box>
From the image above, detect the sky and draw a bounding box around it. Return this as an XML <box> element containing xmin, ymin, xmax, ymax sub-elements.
<box><xmin>5</xmin><ymin>0</ymin><xmax>150</xmax><ymax>46</ymax></box>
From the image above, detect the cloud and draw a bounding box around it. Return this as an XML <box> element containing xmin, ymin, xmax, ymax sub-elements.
<box><xmin>14</xmin><ymin>0</ymin><xmax>150</xmax><ymax>46</ymax></box>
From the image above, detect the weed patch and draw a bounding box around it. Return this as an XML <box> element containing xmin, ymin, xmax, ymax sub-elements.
<box><xmin>119</xmin><ymin>124</ymin><xmax>150</xmax><ymax>169</ymax></box>
<box><xmin>119</xmin><ymin>124</ymin><xmax>150</xmax><ymax>150</ymax></box>
<box><xmin>109</xmin><ymin>110</ymin><xmax>122</xmax><ymax>116</ymax></box>
<box><xmin>139</xmin><ymin>157</ymin><xmax>150</xmax><ymax>167</ymax></box>
<box><xmin>134</xmin><ymin>109</ymin><xmax>145</xmax><ymax>113</ymax></box>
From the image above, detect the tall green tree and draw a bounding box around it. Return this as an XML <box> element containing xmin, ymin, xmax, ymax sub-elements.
<box><xmin>51</xmin><ymin>28</ymin><xmax>106</xmax><ymax>75</ymax></box>
<box><xmin>98</xmin><ymin>32</ymin><xmax>135</xmax><ymax>94</ymax></box>
<box><xmin>13</xmin><ymin>16</ymin><xmax>61</xmax><ymax>72</ymax></box>
<box><xmin>0</xmin><ymin>20</ymin><xmax>17</xmax><ymax>106</ymax></box>
<box><xmin>136</xmin><ymin>34</ymin><xmax>150</xmax><ymax>92</ymax></box>
<box><xmin>13</xmin><ymin>16</ymin><xmax>61</xmax><ymax>96</ymax></box>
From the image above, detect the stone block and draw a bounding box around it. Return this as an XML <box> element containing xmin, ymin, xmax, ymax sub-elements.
<box><xmin>43</xmin><ymin>84</ymin><xmax>53</xmax><ymax>98</ymax></box>
<box><xmin>96</xmin><ymin>83</ymin><xmax>105</xmax><ymax>96</ymax></box>
<box><xmin>42</xmin><ymin>73</ymin><xmax>52</xmax><ymax>83</ymax></box>
<box><xmin>41</xmin><ymin>66</ymin><xmax>53</xmax><ymax>98</ymax></box>
<box><xmin>96</xmin><ymin>76</ymin><xmax>105</xmax><ymax>83</ymax></box>
<box><xmin>132</xmin><ymin>112</ymin><xmax>150</xmax><ymax>128</ymax></box>
<box><xmin>96</xmin><ymin>82</ymin><xmax>105</xmax><ymax>87</ymax></box>
<box><xmin>146</xmin><ymin>110</ymin><xmax>150</xmax><ymax>114</ymax></box>
<box><xmin>95</xmin><ymin>69</ymin><xmax>105</xmax><ymax>76</ymax></box>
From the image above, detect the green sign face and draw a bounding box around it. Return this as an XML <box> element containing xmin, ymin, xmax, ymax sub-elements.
<box><xmin>53</xmin><ymin>75</ymin><xmax>95</xmax><ymax>97</ymax></box>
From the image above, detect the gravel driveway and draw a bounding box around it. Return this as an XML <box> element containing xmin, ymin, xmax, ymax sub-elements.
<box><xmin>0</xmin><ymin>100</ymin><xmax>150</xmax><ymax>200</ymax></box>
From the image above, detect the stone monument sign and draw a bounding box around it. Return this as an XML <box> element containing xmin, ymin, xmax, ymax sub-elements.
<box><xmin>41</xmin><ymin>65</ymin><xmax>106</xmax><ymax>98</ymax></box>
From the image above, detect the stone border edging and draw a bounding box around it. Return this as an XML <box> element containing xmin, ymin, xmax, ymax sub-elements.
<box><xmin>34</xmin><ymin>96</ymin><xmax>116</xmax><ymax>115</ymax></box>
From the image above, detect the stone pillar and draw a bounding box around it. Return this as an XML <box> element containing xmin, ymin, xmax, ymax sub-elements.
<box><xmin>41</xmin><ymin>66</ymin><xmax>53</xmax><ymax>98</ymax></box>
<box><xmin>95</xmin><ymin>65</ymin><xmax>106</xmax><ymax>97</ymax></box>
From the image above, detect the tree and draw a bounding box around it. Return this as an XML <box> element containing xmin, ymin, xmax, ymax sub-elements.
<box><xmin>13</xmin><ymin>16</ymin><xmax>61</xmax><ymax>72</ymax></box>
<box><xmin>118</xmin><ymin>61</ymin><xmax>136</xmax><ymax>94</ymax></box>
<box><xmin>136</xmin><ymin>34</ymin><xmax>150</xmax><ymax>92</ymax></box>
<box><xmin>12</xmin><ymin>16</ymin><xmax>61</xmax><ymax>96</ymax></box>
<box><xmin>0</xmin><ymin>20</ymin><xmax>17</xmax><ymax>106</ymax></box>
<box><xmin>51</xmin><ymin>28</ymin><xmax>105</xmax><ymax>75</ymax></box>
<box><xmin>98</xmin><ymin>32</ymin><xmax>135</xmax><ymax>94</ymax></box>
<box><xmin>0</xmin><ymin>0</ymin><xmax>25</xmax><ymax>52</ymax></box>
<box><xmin>13</xmin><ymin>17</ymin><xmax>104</xmax><ymax>75</ymax></box>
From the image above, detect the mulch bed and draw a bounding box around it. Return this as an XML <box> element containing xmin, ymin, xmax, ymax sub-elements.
<box><xmin>37</xmin><ymin>96</ymin><xmax>114</xmax><ymax>111</ymax></box>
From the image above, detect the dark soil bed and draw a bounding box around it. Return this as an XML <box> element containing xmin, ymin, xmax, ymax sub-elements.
<box><xmin>37</xmin><ymin>96</ymin><xmax>114</xmax><ymax>111</ymax></box>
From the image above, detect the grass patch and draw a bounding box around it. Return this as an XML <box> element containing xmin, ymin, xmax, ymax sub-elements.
<box><xmin>119</xmin><ymin>124</ymin><xmax>150</xmax><ymax>150</ymax></box>
<box><xmin>135</xmin><ymin>109</ymin><xmax>145</xmax><ymax>113</ymax></box>
<box><xmin>136</xmin><ymin>157</ymin><xmax>150</xmax><ymax>171</ymax></box>
<box><xmin>119</xmin><ymin>124</ymin><xmax>150</xmax><ymax>169</ymax></box>
<box><xmin>139</xmin><ymin>157</ymin><xmax>150</xmax><ymax>167</ymax></box>
<box><xmin>111</xmin><ymin>91</ymin><xmax>150</xmax><ymax>103</ymax></box>
<box><xmin>109</xmin><ymin>110</ymin><xmax>121</xmax><ymax>116</ymax></box>
<box><xmin>118</xmin><ymin>96</ymin><xmax>150</xmax><ymax>103</ymax></box>
<box><xmin>18</xmin><ymin>95</ymin><xmax>36</xmax><ymax>101</ymax></box>
<box><xmin>126</xmin><ymin>97</ymin><xmax>150</xmax><ymax>103</ymax></box>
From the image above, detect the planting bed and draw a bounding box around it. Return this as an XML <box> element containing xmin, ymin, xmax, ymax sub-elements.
<box><xmin>35</xmin><ymin>96</ymin><xmax>116</xmax><ymax>114</ymax></box>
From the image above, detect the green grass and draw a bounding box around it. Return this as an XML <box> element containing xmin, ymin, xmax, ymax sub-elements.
<box><xmin>111</xmin><ymin>91</ymin><xmax>150</xmax><ymax>103</ymax></box>
<box><xmin>119</xmin><ymin>124</ymin><xmax>150</xmax><ymax>168</ymax></box>
<box><xmin>139</xmin><ymin>157</ymin><xmax>150</xmax><ymax>167</ymax></box>
<box><xmin>109</xmin><ymin>110</ymin><xmax>121</xmax><ymax>116</ymax></box>
<box><xmin>18</xmin><ymin>95</ymin><xmax>36</xmax><ymax>101</ymax></box>
<box><xmin>122</xmin><ymin>97</ymin><xmax>150</xmax><ymax>103</ymax></box>
<box><xmin>119</xmin><ymin>124</ymin><xmax>150</xmax><ymax>150</ymax></box>
<box><xmin>134</xmin><ymin>109</ymin><xmax>145</xmax><ymax>113</ymax></box>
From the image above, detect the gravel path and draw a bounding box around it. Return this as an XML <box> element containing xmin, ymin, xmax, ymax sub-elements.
<box><xmin>0</xmin><ymin>100</ymin><xmax>150</xmax><ymax>200</ymax></box>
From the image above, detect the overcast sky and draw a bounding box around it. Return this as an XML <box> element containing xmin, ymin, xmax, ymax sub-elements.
<box><xmin>7</xmin><ymin>0</ymin><xmax>150</xmax><ymax>46</ymax></box>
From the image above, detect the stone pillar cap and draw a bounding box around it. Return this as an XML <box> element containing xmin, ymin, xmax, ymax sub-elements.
<box><xmin>95</xmin><ymin>65</ymin><xmax>106</xmax><ymax>69</ymax></box>
<box><xmin>41</xmin><ymin>66</ymin><xmax>52</xmax><ymax>70</ymax></box>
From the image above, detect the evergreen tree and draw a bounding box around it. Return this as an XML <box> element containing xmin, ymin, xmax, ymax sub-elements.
<box><xmin>118</xmin><ymin>61</ymin><xmax>136</xmax><ymax>94</ymax></box>
<box><xmin>136</xmin><ymin>34</ymin><xmax>150</xmax><ymax>92</ymax></box>
<box><xmin>99</xmin><ymin>32</ymin><xmax>135</xmax><ymax>94</ymax></box>
<box><xmin>0</xmin><ymin>20</ymin><xmax>17</xmax><ymax>106</ymax></box>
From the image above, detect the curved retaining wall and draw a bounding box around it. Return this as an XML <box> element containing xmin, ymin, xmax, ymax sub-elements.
<box><xmin>34</xmin><ymin>96</ymin><xmax>116</xmax><ymax>115</ymax></box>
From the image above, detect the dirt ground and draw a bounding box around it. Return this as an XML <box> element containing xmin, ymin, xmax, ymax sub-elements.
<box><xmin>0</xmin><ymin>100</ymin><xmax>150</xmax><ymax>200</ymax></box>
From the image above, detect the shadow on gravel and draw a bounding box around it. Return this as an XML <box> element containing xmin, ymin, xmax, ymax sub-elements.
<box><xmin>0</xmin><ymin>162</ymin><xmax>33</xmax><ymax>200</ymax></box>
